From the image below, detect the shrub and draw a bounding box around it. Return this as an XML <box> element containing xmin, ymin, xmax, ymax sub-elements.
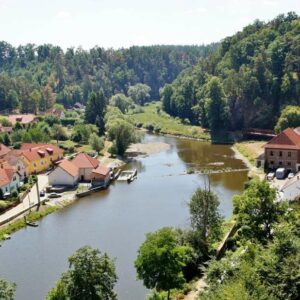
<box><xmin>61</xmin><ymin>118</ymin><xmax>77</xmax><ymax>126</ymax></box>
<box><xmin>136</xmin><ymin>122</ymin><xmax>143</xmax><ymax>128</ymax></box>
<box><xmin>145</xmin><ymin>123</ymin><xmax>155</xmax><ymax>132</ymax></box>
<box><xmin>11</xmin><ymin>189</ymin><xmax>19</xmax><ymax>198</ymax></box>
<box><xmin>154</xmin><ymin>125</ymin><xmax>161</xmax><ymax>133</ymax></box>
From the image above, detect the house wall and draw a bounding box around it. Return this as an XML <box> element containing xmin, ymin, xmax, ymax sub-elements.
<box><xmin>91</xmin><ymin>173</ymin><xmax>110</xmax><ymax>186</ymax></box>
<box><xmin>0</xmin><ymin>173</ymin><xmax>21</xmax><ymax>195</ymax></box>
<box><xmin>24</xmin><ymin>152</ymin><xmax>63</xmax><ymax>175</ymax></box>
<box><xmin>78</xmin><ymin>168</ymin><xmax>94</xmax><ymax>181</ymax></box>
<box><xmin>48</xmin><ymin>167</ymin><xmax>78</xmax><ymax>186</ymax></box>
<box><xmin>265</xmin><ymin>148</ymin><xmax>299</xmax><ymax>172</ymax></box>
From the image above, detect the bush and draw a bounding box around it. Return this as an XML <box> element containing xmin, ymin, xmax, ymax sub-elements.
<box><xmin>145</xmin><ymin>123</ymin><xmax>155</xmax><ymax>132</ymax></box>
<box><xmin>154</xmin><ymin>125</ymin><xmax>161</xmax><ymax>133</ymax></box>
<box><xmin>11</xmin><ymin>189</ymin><xmax>18</xmax><ymax>198</ymax></box>
<box><xmin>61</xmin><ymin>118</ymin><xmax>77</xmax><ymax>126</ymax></box>
<box><xmin>135</xmin><ymin>122</ymin><xmax>143</xmax><ymax>128</ymax></box>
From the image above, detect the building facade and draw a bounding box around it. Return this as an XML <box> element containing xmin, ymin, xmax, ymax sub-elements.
<box><xmin>262</xmin><ymin>128</ymin><xmax>300</xmax><ymax>172</ymax></box>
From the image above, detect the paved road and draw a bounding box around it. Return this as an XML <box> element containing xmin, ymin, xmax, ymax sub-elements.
<box><xmin>0</xmin><ymin>175</ymin><xmax>48</xmax><ymax>225</ymax></box>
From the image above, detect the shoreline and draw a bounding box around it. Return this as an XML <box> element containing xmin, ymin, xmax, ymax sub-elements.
<box><xmin>0</xmin><ymin>137</ymin><xmax>255</xmax><ymax>242</ymax></box>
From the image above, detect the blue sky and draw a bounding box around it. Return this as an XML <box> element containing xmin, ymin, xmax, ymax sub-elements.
<box><xmin>0</xmin><ymin>0</ymin><xmax>299</xmax><ymax>49</ymax></box>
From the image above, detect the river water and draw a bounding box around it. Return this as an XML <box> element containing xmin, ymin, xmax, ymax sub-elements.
<box><xmin>0</xmin><ymin>134</ymin><xmax>248</xmax><ymax>300</ymax></box>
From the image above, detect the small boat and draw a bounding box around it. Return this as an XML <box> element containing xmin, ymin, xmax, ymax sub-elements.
<box><xmin>26</xmin><ymin>221</ymin><xmax>39</xmax><ymax>227</ymax></box>
<box><xmin>118</xmin><ymin>169</ymin><xmax>137</xmax><ymax>182</ymax></box>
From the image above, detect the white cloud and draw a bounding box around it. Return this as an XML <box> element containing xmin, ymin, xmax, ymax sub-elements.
<box><xmin>184</xmin><ymin>7</ymin><xmax>207</xmax><ymax>15</ymax></box>
<box><xmin>56</xmin><ymin>11</ymin><xmax>72</xmax><ymax>20</ymax></box>
<box><xmin>263</xmin><ymin>0</ymin><xmax>279</xmax><ymax>6</ymax></box>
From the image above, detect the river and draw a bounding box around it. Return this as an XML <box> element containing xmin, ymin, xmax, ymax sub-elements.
<box><xmin>0</xmin><ymin>134</ymin><xmax>248</xmax><ymax>300</ymax></box>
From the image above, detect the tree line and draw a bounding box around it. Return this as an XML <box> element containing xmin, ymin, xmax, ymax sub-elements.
<box><xmin>161</xmin><ymin>12</ymin><xmax>300</xmax><ymax>131</ymax></box>
<box><xmin>0</xmin><ymin>43</ymin><xmax>216</xmax><ymax>113</ymax></box>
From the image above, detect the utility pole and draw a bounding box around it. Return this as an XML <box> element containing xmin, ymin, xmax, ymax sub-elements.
<box><xmin>36</xmin><ymin>178</ymin><xmax>41</xmax><ymax>206</ymax></box>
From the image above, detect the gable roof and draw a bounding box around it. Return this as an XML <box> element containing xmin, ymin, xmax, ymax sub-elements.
<box><xmin>92</xmin><ymin>165</ymin><xmax>110</xmax><ymax>176</ymax></box>
<box><xmin>57</xmin><ymin>159</ymin><xmax>78</xmax><ymax>177</ymax></box>
<box><xmin>72</xmin><ymin>153</ymin><xmax>99</xmax><ymax>169</ymax></box>
<box><xmin>0</xmin><ymin>144</ymin><xmax>11</xmax><ymax>157</ymax></box>
<box><xmin>21</xmin><ymin>144</ymin><xmax>63</xmax><ymax>162</ymax></box>
<box><xmin>8</xmin><ymin>114</ymin><xmax>36</xmax><ymax>125</ymax></box>
<box><xmin>264</xmin><ymin>128</ymin><xmax>300</xmax><ymax>150</ymax></box>
<box><xmin>0</xmin><ymin>163</ymin><xmax>18</xmax><ymax>188</ymax></box>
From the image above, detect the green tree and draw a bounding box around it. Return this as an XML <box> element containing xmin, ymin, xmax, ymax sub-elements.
<box><xmin>0</xmin><ymin>277</ymin><xmax>16</xmax><ymax>300</ymax></box>
<box><xmin>204</xmin><ymin>77</ymin><xmax>230</xmax><ymax>131</ymax></box>
<box><xmin>85</xmin><ymin>91</ymin><xmax>107</xmax><ymax>135</ymax></box>
<box><xmin>189</xmin><ymin>186</ymin><xmax>223</xmax><ymax>250</ymax></box>
<box><xmin>28</xmin><ymin>89</ymin><xmax>42</xmax><ymax>114</ymax></box>
<box><xmin>109</xmin><ymin>93</ymin><xmax>133</xmax><ymax>113</ymax></box>
<box><xmin>3</xmin><ymin>133</ymin><xmax>11</xmax><ymax>146</ymax></box>
<box><xmin>106</xmin><ymin>118</ymin><xmax>138</xmax><ymax>156</ymax></box>
<box><xmin>275</xmin><ymin>105</ymin><xmax>300</xmax><ymax>133</ymax></box>
<box><xmin>47</xmin><ymin>246</ymin><xmax>117</xmax><ymax>300</ymax></box>
<box><xmin>0</xmin><ymin>118</ymin><xmax>12</xmax><ymax>127</ymax></box>
<box><xmin>52</xmin><ymin>124</ymin><xmax>68</xmax><ymax>143</ymax></box>
<box><xmin>128</xmin><ymin>83</ymin><xmax>151</xmax><ymax>106</ymax></box>
<box><xmin>233</xmin><ymin>180</ymin><xmax>281</xmax><ymax>243</ymax></box>
<box><xmin>89</xmin><ymin>133</ymin><xmax>104</xmax><ymax>153</ymax></box>
<box><xmin>135</xmin><ymin>227</ymin><xmax>192</xmax><ymax>300</ymax></box>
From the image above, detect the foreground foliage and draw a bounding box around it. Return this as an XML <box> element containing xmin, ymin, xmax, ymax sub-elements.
<box><xmin>47</xmin><ymin>246</ymin><xmax>117</xmax><ymax>300</ymax></box>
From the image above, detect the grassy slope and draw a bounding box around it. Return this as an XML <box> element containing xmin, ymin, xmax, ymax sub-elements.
<box><xmin>234</xmin><ymin>141</ymin><xmax>265</xmax><ymax>166</ymax></box>
<box><xmin>128</xmin><ymin>102</ymin><xmax>210</xmax><ymax>140</ymax></box>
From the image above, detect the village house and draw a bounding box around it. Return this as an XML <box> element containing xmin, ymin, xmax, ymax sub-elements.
<box><xmin>45</xmin><ymin>108</ymin><xmax>65</xmax><ymax>119</ymax></box>
<box><xmin>0</xmin><ymin>163</ymin><xmax>21</xmax><ymax>198</ymax></box>
<box><xmin>0</xmin><ymin>144</ymin><xmax>11</xmax><ymax>158</ymax></box>
<box><xmin>0</xmin><ymin>124</ymin><xmax>13</xmax><ymax>134</ymax></box>
<box><xmin>8</xmin><ymin>114</ymin><xmax>37</xmax><ymax>127</ymax></box>
<box><xmin>257</xmin><ymin>127</ymin><xmax>300</xmax><ymax>173</ymax></box>
<box><xmin>280</xmin><ymin>172</ymin><xmax>300</xmax><ymax>201</ymax></box>
<box><xmin>91</xmin><ymin>165</ymin><xmax>111</xmax><ymax>187</ymax></box>
<box><xmin>48</xmin><ymin>159</ymin><xmax>79</xmax><ymax>187</ymax></box>
<box><xmin>20</xmin><ymin>144</ymin><xmax>64</xmax><ymax>174</ymax></box>
<box><xmin>72</xmin><ymin>153</ymin><xmax>99</xmax><ymax>181</ymax></box>
<box><xmin>2</xmin><ymin>150</ymin><xmax>28</xmax><ymax>179</ymax></box>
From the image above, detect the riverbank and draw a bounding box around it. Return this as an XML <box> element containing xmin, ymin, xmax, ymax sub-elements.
<box><xmin>232</xmin><ymin>141</ymin><xmax>265</xmax><ymax>179</ymax></box>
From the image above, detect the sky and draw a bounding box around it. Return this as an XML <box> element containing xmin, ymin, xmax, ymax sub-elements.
<box><xmin>0</xmin><ymin>0</ymin><xmax>300</xmax><ymax>50</ymax></box>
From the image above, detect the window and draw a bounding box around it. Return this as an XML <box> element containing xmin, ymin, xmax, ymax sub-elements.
<box><xmin>33</xmin><ymin>163</ymin><xmax>37</xmax><ymax>167</ymax></box>
<box><xmin>288</xmin><ymin>152</ymin><xmax>291</xmax><ymax>157</ymax></box>
<box><xmin>279</xmin><ymin>151</ymin><xmax>282</xmax><ymax>157</ymax></box>
<box><xmin>279</xmin><ymin>161</ymin><xmax>282</xmax><ymax>166</ymax></box>
<box><xmin>270</xmin><ymin>151</ymin><xmax>274</xmax><ymax>156</ymax></box>
<box><xmin>287</xmin><ymin>162</ymin><xmax>291</xmax><ymax>166</ymax></box>
<box><xmin>18</xmin><ymin>166</ymin><xmax>21</xmax><ymax>171</ymax></box>
<box><xmin>13</xmin><ymin>176</ymin><xmax>16</xmax><ymax>181</ymax></box>
<box><xmin>270</xmin><ymin>161</ymin><xmax>274</xmax><ymax>164</ymax></box>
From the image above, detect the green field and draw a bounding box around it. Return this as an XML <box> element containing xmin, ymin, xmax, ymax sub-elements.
<box><xmin>128</xmin><ymin>102</ymin><xmax>210</xmax><ymax>140</ymax></box>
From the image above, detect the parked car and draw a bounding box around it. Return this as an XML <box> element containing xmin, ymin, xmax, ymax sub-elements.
<box><xmin>267</xmin><ymin>172</ymin><xmax>275</xmax><ymax>180</ymax></box>
<box><xmin>276</xmin><ymin>168</ymin><xmax>286</xmax><ymax>179</ymax></box>
<box><xmin>287</xmin><ymin>172</ymin><xmax>295</xmax><ymax>179</ymax></box>
<box><xmin>39</xmin><ymin>190</ymin><xmax>45</xmax><ymax>197</ymax></box>
<box><xmin>48</xmin><ymin>192</ymin><xmax>62</xmax><ymax>198</ymax></box>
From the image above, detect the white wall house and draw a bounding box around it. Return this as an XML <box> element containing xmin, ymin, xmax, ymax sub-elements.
<box><xmin>72</xmin><ymin>153</ymin><xmax>99</xmax><ymax>181</ymax></box>
<box><xmin>280</xmin><ymin>173</ymin><xmax>300</xmax><ymax>201</ymax></box>
<box><xmin>0</xmin><ymin>166</ymin><xmax>21</xmax><ymax>197</ymax></box>
<box><xmin>48</xmin><ymin>160</ymin><xmax>79</xmax><ymax>187</ymax></box>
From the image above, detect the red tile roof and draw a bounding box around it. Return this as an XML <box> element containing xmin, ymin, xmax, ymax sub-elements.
<box><xmin>0</xmin><ymin>144</ymin><xmax>11</xmax><ymax>157</ymax></box>
<box><xmin>72</xmin><ymin>153</ymin><xmax>99</xmax><ymax>169</ymax></box>
<box><xmin>264</xmin><ymin>128</ymin><xmax>300</xmax><ymax>150</ymax></box>
<box><xmin>92</xmin><ymin>165</ymin><xmax>110</xmax><ymax>176</ymax></box>
<box><xmin>57</xmin><ymin>159</ymin><xmax>78</xmax><ymax>177</ymax></box>
<box><xmin>8</xmin><ymin>114</ymin><xmax>36</xmax><ymax>125</ymax></box>
<box><xmin>0</xmin><ymin>163</ymin><xmax>17</xmax><ymax>188</ymax></box>
<box><xmin>21</xmin><ymin>144</ymin><xmax>63</xmax><ymax>162</ymax></box>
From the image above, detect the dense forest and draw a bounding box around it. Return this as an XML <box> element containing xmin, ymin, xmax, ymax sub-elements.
<box><xmin>0</xmin><ymin>43</ymin><xmax>216</xmax><ymax>112</ymax></box>
<box><xmin>161</xmin><ymin>12</ymin><xmax>300</xmax><ymax>130</ymax></box>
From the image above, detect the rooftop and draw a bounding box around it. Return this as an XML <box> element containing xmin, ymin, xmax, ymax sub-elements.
<box><xmin>57</xmin><ymin>159</ymin><xmax>78</xmax><ymax>177</ymax></box>
<box><xmin>8</xmin><ymin>114</ymin><xmax>36</xmax><ymax>125</ymax></box>
<box><xmin>264</xmin><ymin>128</ymin><xmax>300</xmax><ymax>150</ymax></box>
<box><xmin>72</xmin><ymin>153</ymin><xmax>99</xmax><ymax>169</ymax></box>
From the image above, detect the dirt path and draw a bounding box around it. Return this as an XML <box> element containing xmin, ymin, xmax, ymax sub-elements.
<box><xmin>184</xmin><ymin>278</ymin><xmax>207</xmax><ymax>300</ymax></box>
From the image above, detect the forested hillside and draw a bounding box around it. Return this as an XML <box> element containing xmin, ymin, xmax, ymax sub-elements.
<box><xmin>161</xmin><ymin>12</ymin><xmax>300</xmax><ymax>131</ymax></box>
<box><xmin>0</xmin><ymin>43</ymin><xmax>216</xmax><ymax>112</ymax></box>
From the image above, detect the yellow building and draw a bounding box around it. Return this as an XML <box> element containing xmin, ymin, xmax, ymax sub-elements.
<box><xmin>20</xmin><ymin>144</ymin><xmax>64</xmax><ymax>175</ymax></box>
